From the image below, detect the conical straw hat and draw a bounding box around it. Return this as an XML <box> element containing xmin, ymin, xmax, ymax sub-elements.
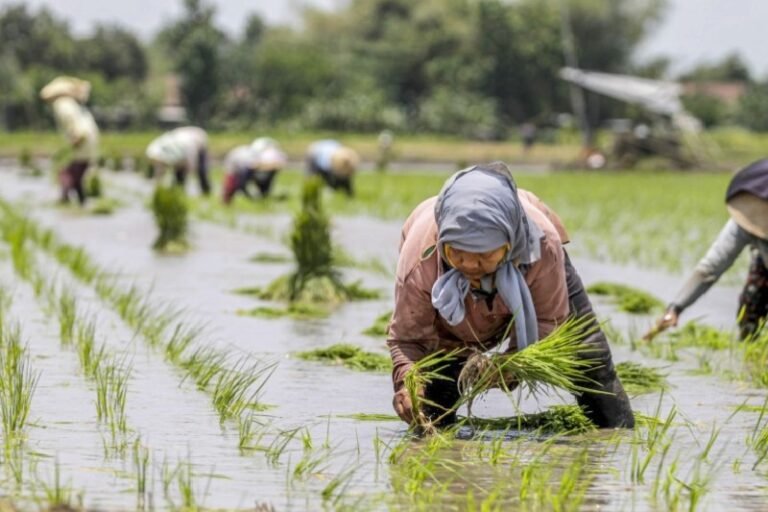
<box><xmin>330</xmin><ymin>147</ymin><xmax>359</xmax><ymax>177</ymax></box>
<box><xmin>727</xmin><ymin>192</ymin><xmax>768</xmax><ymax>239</ymax></box>
<box><xmin>40</xmin><ymin>76</ymin><xmax>91</xmax><ymax>103</ymax></box>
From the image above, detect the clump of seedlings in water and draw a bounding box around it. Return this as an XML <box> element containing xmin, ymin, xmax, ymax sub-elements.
<box><xmin>296</xmin><ymin>343</ymin><xmax>391</xmax><ymax>372</ymax></box>
<box><xmin>615</xmin><ymin>361</ymin><xmax>668</xmax><ymax>395</ymax></box>
<box><xmin>151</xmin><ymin>184</ymin><xmax>189</xmax><ymax>252</ymax></box>
<box><xmin>587</xmin><ymin>281</ymin><xmax>664</xmax><ymax>314</ymax></box>
<box><xmin>241</xmin><ymin>178</ymin><xmax>378</xmax><ymax>316</ymax></box>
<box><xmin>0</xmin><ymin>321</ymin><xmax>39</xmax><ymax>445</ymax></box>
<box><xmin>362</xmin><ymin>311</ymin><xmax>392</xmax><ymax>337</ymax></box>
<box><xmin>95</xmin><ymin>360</ymin><xmax>131</xmax><ymax>444</ymax></box>
<box><xmin>86</xmin><ymin>172</ymin><xmax>102</xmax><ymax>198</ymax></box>
<box><xmin>465</xmin><ymin>405</ymin><xmax>596</xmax><ymax>434</ymax></box>
<box><xmin>211</xmin><ymin>357</ymin><xmax>275</xmax><ymax>422</ymax></box>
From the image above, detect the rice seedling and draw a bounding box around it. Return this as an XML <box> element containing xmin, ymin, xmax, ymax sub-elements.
<box><xmin>321</xmin><ymin>462</ymin><xmax>361</xmax><ymax>507</ymax></box>
<box><xmin>587</xmin><ymin>281</ymin><xmax>664</xmax><ymax>314</ymax></box>
<box><xmin>132</xmin><ymin>437</ymin><xmax>150</xmax><ymax>510</ymax></box>
<box><xmin>89</xmin><ymin>197</ymin><xmax>121</xmax><ymax>216</ymax></box>
<box><xmin>75</xmin><ymin>318</ymin><xmax>106</xmax><ymax>379</ymax></box>
<box><xmin>337</xmin><ymin>413</ymin><xmax>400</xmax><ymax>422</ymax></box>
<box><xmin>615</xmin><ymin>361</ymin><xmax>668</xmax><ymax>395</ymax></box>
<box><xmin>164</xmin><ymin>322</ymin><xmax>202</xmax><ymax>364</ymax></box>
<box><xmin>463</xmin><ymin>405</ymin><xmax>596</xmax><ymax>435</ymax></box>
<box><xmin>295</xmin><ymin>344</ymin><xmax>391</xmax><ymax>372</ymax></box>
<box><xmin>180</xmin><ymin>346</ymin><xmax>228</xmax><ymax>391</ymax></box>
<box><xmin>56</xmin><ymin>288</ymin><xmax>77</xmax><ymax>346</ymax></box>
<box><xmin>85</xmin><ymin>172</ymin><xmax>102</xmax><ymax>198</ymax></box>
<box><xmin>34</xmin><ymin>459</ymin><xmax>76</xmax><ymax>510</ymax></box>
<box><xmin>151</xmin><ymin>184</ymin><xmax>189</xmax><ymax>252</ymax></box>
<box><xmin>668</xmin><ymin>320</ymin><xmax>734</xmax><ymax>351</ymax></box>
<box><xmin>630</xmin><ymin>398</ymin><xmax>678</xmax><ymax>484</ymax></box>
<box><xmin>237</xmin><ymin>303</ymin><xmax>329</xmax><ymax>320</ymax></box>
<box><xmin>248</xmin><ymin>252</ymin><xmax>292</xmax><ymax>264</ymax></box>
<box><xmin>362</xmin><ymin>311</ymin><xmax>392</xmax><ymax>337</ymax></box>
<box><xmin>0</xmin><ymin>323</ymin><xmax>39</xmax><ymax>445</ymax></box>
<box><xmin>95</xmin><ymin>360</ymin><xmax>131</xmax><ymax>440</ymax></box>
<box><xmin>456</xmin><ymin>317</ymin><xmax>605</xmax><ymax>422</ymax></box>
<box><xmin>237</xmin><ymin>413</ymin><xmax>271</xmax><ymax>454</ymax></box>
<box><xmin>211</xmin><ymin>357</ymin><xmax>275</xmax><ymax>422</ymax></box>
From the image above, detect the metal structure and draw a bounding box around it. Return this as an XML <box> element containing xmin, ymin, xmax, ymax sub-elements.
<box><xmin>559</xmin><ymin>67</ymin><xmax>704</xmax><ymax>169</ymax></box>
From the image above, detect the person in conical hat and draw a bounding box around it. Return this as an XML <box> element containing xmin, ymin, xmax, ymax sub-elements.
<box><xmin>306</xmin><ymin>140</ymin><xmax>359</xmax><ymax>196</ymax></box>
<box><xmin>40</xmin><ymin>76</ymin><xmax>100</xmax><ymax>205</ymax></box>
<box><xmin>648</xmin><ymin>159</ymin><xmax>768</xmax><ymax>340</ymax></box>
<box><xmin>145</xmin><ymin>126</ymin><xmax>210</xmax><ymax>195</ymax></box>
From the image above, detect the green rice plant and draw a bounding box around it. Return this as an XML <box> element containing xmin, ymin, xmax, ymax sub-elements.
<box><xmin>151</xmin><ymin>185</ymin><xmax>189</xmax><ymax>251</ymax></box>
<box><xmin>86</xmin><ymin>172</ymin><xmax>102</xmax><ymax>198</ymax></box>
<box><xmin>236</xmin><ymin>303</ymin><xmax>330</xmax><ymax>319</ymax></box>
<box><xmin>668</xmin><ymin>320</ymin><xmax>734</xmax><ymax>351</ymax></box>
<box><xmin>132</xmin><ymin>437</ymin><xmax>150</xmax><ymax>510</ymax></box>
<box><xmin>164</xmin><ymin>322</ymin><xmax>202</xmax><ymax>364</ymax></box>
<box><xmin>95</xmin><ymin>360</ymin><xmax>131</xmax><ymax>439</ymax></box>
<box><xmin>362</xmin><ymin>311</ymin><xmax>392</xmax><ymax>337</ymax></box>
<box><xmin>89</xmin><ymin>197</ymin><xmax>121</xmax><ymax>216</ymax></box>
<box><xmin>289</xmin><ymin>178</ymin><xmax>335</xmax><ymax>296</ymax></box>
<box><xmin>321</xmin><ymin>463</ymin><xmax>361</xmax><ymax>507</ymax></box>
<box><xmin>615</xmin><ymin>361</ymin><xmax>668</xmax><ymax>395</ymax></box>
<box><xmin>0</xmin><ymin>324</ymin><xmax>39</xmax><ymax>444</ymax></box>
<box><xmin>53</xmin><ymin>244</ymin><xmax>99</xmax><ymax>284</ymax></box>
<box><xmin>630</xmin><ymin>398</ymin><xmax>678</xmax><ymax>484</ymax></box>
<box><xmin>35</xmin><ymin>460</ymin><xmax>74</xmax><ymax>510</ymax></box>
<box><xmin>211</xmin><ymin>357</ymin><xmax>275</xmax><ymax>422</ymax></box>
<box><xmin>457</xmin><ymin>316</ymin><xmax>604</xmax><ymax>420</ymax></box>
<box><xmin>75</xmin><ymin>319</ymin><xmax>106</xmax><ymax>379</ymax></box>
<box><xmin>56</xmin><ymin>288</ymin><xmax>77</xmax><ymax>346</ymax></box>
<box><xmin>587</xmin><ymin>281</ymin><xmax>664</xmax><ymax>314</ymax></box>
<box><xmin>338</xmin><ymin>413</ymin><xmax>400</xmax><ymax>422</ymax></box>
<box><xmin>237</xmin><ymin>413</ymin><xmax>271</xmax><ymax>454</ymax></box>
<box><xmin>248</xmin><ymin>252</ymin><xmax>292</xmax><ymax>263</ymax></box>
<box><xmin>180</xmin><ymin>346</ymin><xmax>227</xmax><ymax>391</ymax></box>
<box><xmin>403</xmin><ymin>350</ymin><xmax>461</xmax><ymax>435</ymax></box>
<box><xmin>463</xmin><ymin>405</ymin><xmax>596</xmax><ymax>434</ymax></box>
<box><xmin>295</xmin><ymin>344</ymin><xmax>391</xmax><ymax>372</ymax></box>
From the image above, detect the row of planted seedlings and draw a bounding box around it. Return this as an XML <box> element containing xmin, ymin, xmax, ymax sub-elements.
<box><xmin>0</xmin><ymin>209</ymin><xmax>223</xmax><ymax>510</ymax></box>
<box><xmin>0</xmin><ymin>195</ymin><xmax>371</xmax><ymax>508</ymax></box>
<box><xmin>589</xmin><ymin>282</ymin><xmax>768</xmax><ymax>507</ymax></box>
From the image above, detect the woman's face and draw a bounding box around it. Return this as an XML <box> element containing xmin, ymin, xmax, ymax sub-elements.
<box><xmin>445</xmin><ymin>244</ymin><xmax>508</xmax><ymax>285</ymax></box>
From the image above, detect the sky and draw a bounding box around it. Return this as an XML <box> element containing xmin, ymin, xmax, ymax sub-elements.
<box><xmin>2</xmin><ymin>0</ymin><xmax>767</xmax><ymax>78</ymax></box>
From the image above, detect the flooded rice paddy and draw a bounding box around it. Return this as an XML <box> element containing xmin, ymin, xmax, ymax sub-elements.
<box><xmin>0</xmin><ymin>164</ymin><xmax>766</xmax><ymax>511</ymax></box>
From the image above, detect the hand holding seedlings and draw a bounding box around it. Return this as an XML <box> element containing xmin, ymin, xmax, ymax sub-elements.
<box><xmin>643</xmin><ymin>307</ymin><xmax>679</xmax><ymax>342</ymax></box>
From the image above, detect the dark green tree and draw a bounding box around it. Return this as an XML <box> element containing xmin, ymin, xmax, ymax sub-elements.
<box><xmin>158</xmin><ymin>0</ymin><xmax>225</xmax><ymax>124</ymax></box>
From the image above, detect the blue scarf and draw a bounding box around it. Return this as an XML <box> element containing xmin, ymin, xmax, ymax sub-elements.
<box><xmin>431</xmin><ymin>164</ymin><xmax>543</xmax><ymax>351</ymax></box>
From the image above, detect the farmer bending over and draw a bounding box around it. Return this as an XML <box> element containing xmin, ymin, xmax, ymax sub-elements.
<box><xmin>40</xmin><ymin>76</ymin><xmax>99</xmax><ymax>206</ymax></box>
<box><xmin>649</xmin><ymin>159</ymin><xmax>768</xmax><ymax>340</ymax></box>
<box><xmin>146</xmin><ymin>126</ymin><xmax>211</xmax><ymax>195</ymax></box>
<box><xmin>388</xmin><ymin>162</ymin><xmax>634</xmax><ymax>429</ymax></box>
<box><xmin>306</xmin><ymin>140</ymin><xmax>359</xmax><ymax>196</ymax></box>
<box><xmin>222</xmin><ymin>142</ymin><xmax>287</xmax><ymax>204</ymax></box>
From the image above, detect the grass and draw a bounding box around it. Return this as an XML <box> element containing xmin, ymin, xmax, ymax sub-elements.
<box><xmin>237</xmin><ymin>303</ymin><xmax>329</xmax><ymax>320</ymax></box>
<box><xmin>587</xmin><ymin>281</ymin><xmax>664</xmax><ymax>314</ymax></box>
<box><xmin>615</xmin><ymin>361</ymin><xmax>669</xmax><ymax>395</ymax></box>
<box><xmin>248</xmin><ymin>252</ymin><xmax>292</xmax><ymax>263</ymax></box>
<box><xmin>0</xmin><ymin>322</ymin><xmax>39</xmax><ymax>445</ymax></box>
<box><xmin>296</xmin><ymin>344</ymin><xmax>391</xmax><ymax>372</ymax></box>
<box><xmin>337</xmin><ymin>413</ymin><xmax>401</xmax><ymax>422</ymax></box>
<box><xmin>362</xmin><ymin>311</ymin><xmax>391</xmax><ymax>337</ymax></box>
<box><xmin>211</xmin><ymin>357</ymin><xmax>275</xmax><ymax>422</ymax></box>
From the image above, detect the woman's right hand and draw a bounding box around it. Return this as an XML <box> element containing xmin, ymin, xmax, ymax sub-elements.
<box><xmin>393</xmin><ymin>387</ymin><xmax>418</xmax><ymax>424</ymax></box>
<box><xmin>644</xmin><ymin>307</ymin><xmax>679</xmax><ymax>341</ymax></box>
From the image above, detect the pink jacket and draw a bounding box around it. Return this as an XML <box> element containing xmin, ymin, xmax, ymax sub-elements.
<box><xmin>387</xmin><ymin>189</ymin><xmax>570</xmax><ymax>391</ymax></box>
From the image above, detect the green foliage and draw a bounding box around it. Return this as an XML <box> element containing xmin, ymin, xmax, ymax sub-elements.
<box><xmin>151</xmin><ymin>185</ymin><xmax>189</xmax><ymax>251</ymax></box>
<box><xmin>736</xmin><ymin>83</ymin><xmax>768</xmax><ymax>132</ymax></box>
<box><xmin>466</xmin><ymin>405</ymin><xmax>596</xmax><ymax>434</ymax></box>
<box><xmin>587</xmin><ymin>281</ymin><xmax>664</xmax><ymax>314</ymax></box>
<box><xmin>362</xmin><ymin>311</ymin><xmax>392</xmax><ymax>337</ymax></box>
<box><xmin>85</xmin><ymin>172</ymin><xmax>102</xmax><ymax>198</ymax></box>
<box><xmin>295</xmin><ymin>343</ymin><xmax>392</xmax><ymax>372</ymax></box>
<box><xmin>682</xmin><ymin>93</ymin><xmax>729</xmax><ymax>128</ymax></box>
<box><xmin>615</xmin><ymin>361</ymin><xmax>668</xmax><ymax>395</ymax></box>
<box><xmin>289</xmin><ymin>178</ymin><xmax>336</xmax><ymax>300</ymax></box>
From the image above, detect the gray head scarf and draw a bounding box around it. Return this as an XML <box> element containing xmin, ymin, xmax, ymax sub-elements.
<box><xmin>431</xmin><ymin>162</ymin><xmax>543</xmax><ymax>351</ymax></box>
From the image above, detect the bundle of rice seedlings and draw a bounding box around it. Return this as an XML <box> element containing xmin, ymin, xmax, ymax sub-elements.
<box><xmin>587</xmin><ymin>281</ymin><xmax>663</xmax><ymax>314</ymax></box>
<box><xmin>457</xmin><ymin>316</ymin><xmax>604</xmax><ymax>418</ymax></box>
<box><xmin>615</xmin><ymin>361</ymin><xmax>668</xmax><ymax>395</ymax></box>
<box><xmin>465</xmin><ymin>405</ymin><xmax>596</xmax><ymax>434</ymax></box>
<box><xmin>296</xmin><ymin>343</ymin><xmax>391</xmax><ymax>372</ymax></box>
<box><xmin>404</xmin><ymin>350</ymin><xmax>462</xmax><ymax>436</ymax></box>
<box><xmin>86</xmin><ymin>172</ymin><xmax>102</xmax><ymax>198</ymax></box>
<box><xmin>151</xmin><ymin>185</ymin><xmax>188</xmax><ymax>251</ymax></box>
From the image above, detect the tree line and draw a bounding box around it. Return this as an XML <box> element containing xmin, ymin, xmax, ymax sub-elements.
<box><xmin>3</xmin><ymin>0</ymin><xmax>768</xmax><ymax>136</ymax></box>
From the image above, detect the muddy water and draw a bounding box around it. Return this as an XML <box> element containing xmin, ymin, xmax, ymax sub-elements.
<box><xmin>0</xmin><ymin>167</ymin><xmax>766</xmax><ymax>510</ymax></box>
